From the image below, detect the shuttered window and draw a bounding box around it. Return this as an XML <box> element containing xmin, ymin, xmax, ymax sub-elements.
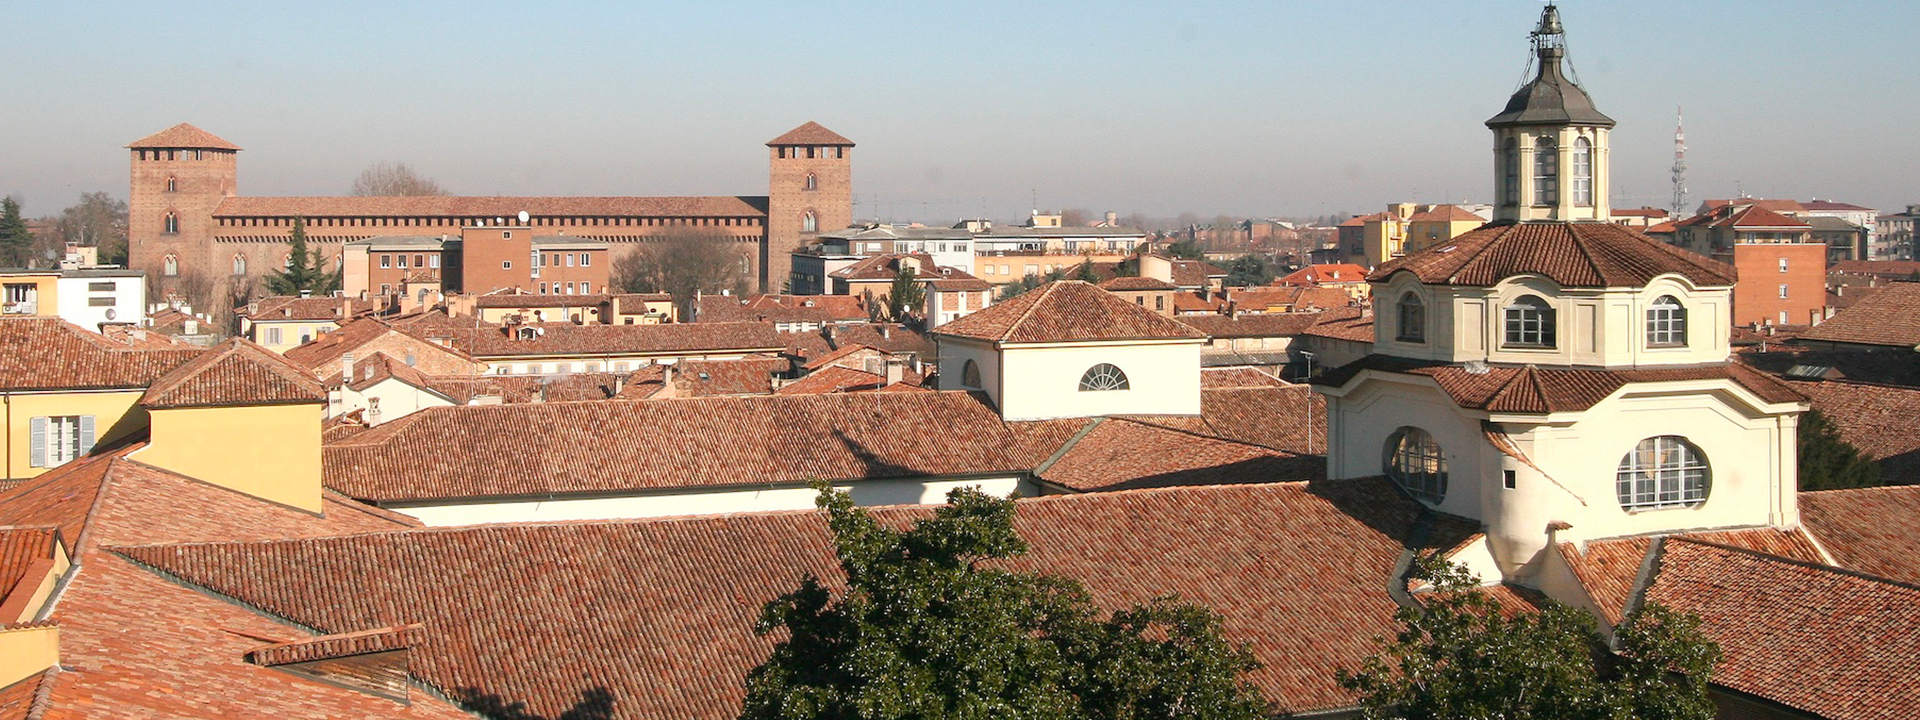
<box><xmin>30</xmin><ymin>415</ymin><xmax>94</xmax><ymax>468</ymax></box>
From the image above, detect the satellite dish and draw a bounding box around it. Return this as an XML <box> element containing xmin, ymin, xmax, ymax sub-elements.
<box><xmin>105</xmin><ymin>308</ymin><xmax>117</xmax><ymax>321</ymax></box>
<box><xmin>517</xmin><ymin>210</ymin><xmax>530</xmax><ymax>224</ymax></box>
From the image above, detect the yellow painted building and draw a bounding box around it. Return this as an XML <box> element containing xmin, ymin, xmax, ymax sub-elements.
<box><xmin>0</xmin><ymin>317</ymin><xmax>199</xmax><ymax>481</ymax></box>
<box><xmin>0</xmin><ymin>272</ymin><xmax>59</xmax><ymax>318</ymax></box>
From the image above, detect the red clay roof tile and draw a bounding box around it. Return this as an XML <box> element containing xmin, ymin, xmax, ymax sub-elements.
<box><xmin>933</xmin><ymin>281</ymin><xmax>1205</xmax><ymax>344</ymax></box>
<box><xmin>140</xmin><ymin>338</ymin><xmax>328</xmax><ymax>409</ymax></box>
<box><xmin>126</xmin><ymin>122</ymin><xmax>240</xmax><ymax>150</ymax></box>
<box><xmin>1371</xmin><ymin>222</ymin><xmax>1735</xmax><ymax>289</ymax></box>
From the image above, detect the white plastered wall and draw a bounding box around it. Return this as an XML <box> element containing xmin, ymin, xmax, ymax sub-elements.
<box><xmin>390</xmin><ymin>475</ymin><xmax>1034</xmax><ymax>526</ymax></box>
<box><xmin>996</xmin><ymin>340</ymin><xmax>1202</xmax><ymax>421</ymax></box>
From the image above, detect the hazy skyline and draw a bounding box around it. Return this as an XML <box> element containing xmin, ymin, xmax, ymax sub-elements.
<box><xmin>5</xmin><ymin>1</ymin><xmax>1914</xmax><ymax>223</ymax></box>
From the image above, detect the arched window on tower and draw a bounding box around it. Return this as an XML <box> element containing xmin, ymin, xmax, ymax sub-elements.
<box><xmin>962</xmin><ymin>359</ymin><xmax>982</xmax><ymax>388</ymax></box>
<box><xmin>162</xmin><ymin>255</ymin><xmax>178</xmax><ymax>277</ymax></box>
<box><xmin>163</xmin><ymin>211</ymin><xmax>179</xmax><ymax>234</ymax></box>
<box><xmin>165</xmin><ymin>175</ymin><xmax>177</xmax><ymax>193</ymax></box>
<box><xmin>1616</xmin><ymin>436</ymin><xmax>1710</xmax><ymax>510</ymax></box>
<box><xmin>1503</xmin><ymin>138</ymin><xmax>1519</xmax><ymax>206</ymax></box>
<box><xmin>1646</xmin><ymin>295</ymin><xmax>1687</xmax><ymax>347</ymax></box>
<box><xmin>1533</xmin><ymin>135</ymin><xmax>1558</xmax><ymax>205</ymax></box>
<box><xmin>804</xmin><ymin>173</ymin><xmax>817</xmax><ymax>191</ymax></box>
<box><xmin>1395</xmin><ymin>292</ymin><xmax>1426</xmax><ymax>343</ymax></box>
<box><xmin>1503</xmin><ymin>294</ymin><xmax>1556</xmax><ymax>348</ymax></box>
<box><xmin>1571</xmin><ymin>137</ymin><xmax>1593</xmax><ymax>206</ymax></box>
<box><xmin>1385</xmin><ymin>427</ymin><xmax>1447</xmax><ymax>503</ymax></box>
<box><xmin>802</xmin><ymin>210</ymin><xmax>818</xmax><ymax>233</ymax></box>
<box><xmin>231</xmin><ymin>254</ymin><xmax>246</xmax><ymax>276</ymax></box>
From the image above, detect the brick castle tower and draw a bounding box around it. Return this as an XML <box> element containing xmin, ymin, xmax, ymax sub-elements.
<box><xmin>127</xmin><ymin>123</ymin><xmax>239</xmax><ymax>283</ymax></box>
<box><xmin>765</xmin><ymin>121</ymin><xmax>853</xmax><ymax>292</ymax></box>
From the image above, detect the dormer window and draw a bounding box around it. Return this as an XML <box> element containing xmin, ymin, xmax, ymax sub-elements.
<box><xmin>1533</xmin><ymin>135</ymin><xmax>1558</xmax><ymax>205</ymax></box>
<box><xmin>1395</xmin><ymin>292</ymin><xmax>1426</xmax><ymax>343</ymax></box>
<box><xmin>1646</xmin><ymin>295</ymin><xmax>1686</xmax><ymax>347</ymax></box>
<box><xmin>1077</xmin><ymin>363</ymin><xmax>1129</xmax><ymax>392</ymax></box>
<box><xmin>1503</xmin><ymin>295</ymin><xmax>1556</xmax><ymax>348</ymax></box>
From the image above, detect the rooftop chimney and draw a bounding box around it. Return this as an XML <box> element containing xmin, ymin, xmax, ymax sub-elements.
<box><xmin>885</xmin><ymin>358</ymin><xmax>905</xmax><ymax>386</ymax></box>
<box><xmin>340</xmin><ymin>353</ymin><xmax>355</xmax><ymax>383</ymax></box>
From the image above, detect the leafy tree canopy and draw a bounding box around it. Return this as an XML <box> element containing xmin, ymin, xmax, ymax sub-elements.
<box><xmin>1166</xmin><ymin>239</ymin><xmax>1204</xmax><ymax>260</ymax></box>
<box><xmin>741</xmin><ymin>484</ymin><xmax>1268</xmax><ymax>720</ymax></box>
<box><xmin>1224</xmin><ymin>254</ymin><xmax>1272</xmax><ymax>287</ymax></box>
<box><xmin>1339</xmin><ymin>557</ymin><xmax>1721</xmax><ymax>720</ymax></box>
<box><xmin>1797</xmin><ymin>408</ymin><xmax>1881</xmax><ymax>491</ymax></box>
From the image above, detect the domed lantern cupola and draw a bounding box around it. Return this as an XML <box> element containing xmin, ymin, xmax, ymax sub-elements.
<box><xmin>1488</xmin><ymin>4</ymin><xmax>1614</xmax><ymax>223</ymax></box>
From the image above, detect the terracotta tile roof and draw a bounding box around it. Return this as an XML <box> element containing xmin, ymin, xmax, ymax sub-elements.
<box><xmin>1120</xmin><ymin>386</ymin><xmax>1327</xmax><ymax>456</ymax></box>
<box><xmin>0</xmin><ymin>526</ymin><xmax>59</xmax><ymax>610</ymax></box>
<box><xmin>0</xmin><ymin>666</ymin><xmax>56</xmax><ymax>718</ymax></box>
<box><xmin>245</xmin><ymin>624</ymin><xmax>422</xmax><ymax>667</ymax></box>
<box><xmin>115</xmin><ymin>478</ymin><xmax>1475</xmax><ymax>718</ymax></box>
<box><xmin>778</xmin><ymin>328</ymin><xmax>835</xmax><ymax>361</ymax></box>
<box><xmin>828</xmin><ymin>253</ymin><xmax>938</xmax><ymax>281</ymax></box>
<box><xmin>1676</xmin><ymin>204</ymin><xmax>1809</xmax><ymax>231</ymax></box>
<box><xmin>1096</xmin><ymin>276</ymin><xmax>1177</xmax><ymax>291</ymax></box>
<box><xmin>1315</xmin><ymin>355</ymin><xmax>1805</xmax><ymax>413</ymax></box>
<box><xmin>214</xmin><ymin>194</ymin><xmax>769</xmax><ymax>219</ymax></box>
<box><xmin>1559</xmin><ymin>528</ymin><xmax>1827</xmax><ymax>625</ymax></box>
<box><xmin>1276</xmin><ymin>263</ymin><xmax>1370</xmax><ymax>286</ymax></box>
<box><xmin>281</xmin><ymin>316</ymin><xmax>480</xmax><ymax>374</ymax></box>
<box><xmin>669</xmin><ymin>356</ymin><xmax>785</xmax><ymax>396</ymax></box>
<box><xmin>612</xmin><ymin>292</ymin><xmax>673</xmax><ymax>314</ymax></box>
<box><xmin>1642</xmin><ymin>538</ymin><xmax>1920</xmax><ymax>718</ymax></box>
<box><xmin>324</xmin><ymin>391</ymin><xmax>1055</xmax><ymax>502</ymax></box>
<box><xmin>240</xmin><ymin>295</ymin><xmax>379</xmax><ymax>321</ymax></box>
<box><xmin>433</xmin><ymin>320</ymin><xmax>787</xmax><ymax>359</ymax></box>
<box><xmin>1701</xmin><ymin>198</ymin><xmax>1807</xmax><ymax>214</ymax></box>
<box><xmin>825</xmin><ymin>323</ymin><xmax>934</xmax><ymax>356</ymax></box>
<box><xmin>1608</xmin><ymin>207</ymin><xmax>1671</xmax><ymax>219</ymax></box>
<box><xmin>1221</xmin><ymin>286</ymin><xmax>1352</xmax><ymax>313</ymax></box>
<box><xmin>1799</xmin><ymin>281</ymin><xmax>1920</xmax><ymax>348</ymax></box>
<box><xmin>1171</xmin><ymin>291</ymin><xmax>1227</xmax><ymax>314</ymax></box>
<box><xmin>1782</xmin><ymin>379</ymin><xmax>1920</xmax><ymax>483</ymax></box>
<box><xmin>933</xmin><ymin>281</ymin><xmax>1205</xmax><ymax>344</ymax></box>
<box><xmin>774</xmin><ymin>365</ymin><xmax>923</xmax><ymax>395</ymax></box>
<box><xmin>926</xmin><ymin>276</ymin><xmax>993</xmax><ymax>292</ymax></box>
<box><xmin>0</xmin><ymin>317</ymin><xmax>200</xmax><ymax>392</ymax></box>
<box><xmin>1178</xmin><ymin>311</ymin><xmax>1325</xmax><ymax>339</ymax></box>
<box><xmin>1371</xmin><ymin>222</ymin><xmax>1736</xmax><ymax>289</ymax></box>
<box><xmin>1300</xmin><ymin>308</ymin><xmax>1374</xmax><ymax>343</ymax></box>
<box><xmin>469</xmin><ymin>292</ymin><xmax>613</xmax><ymax>310</ymax></box>
<box><xmin>140</xmin><ymin>339</ymin><xmax>327</xmax><ymax>409</ymax></box>
<box><xmin>1406</xmin><ymin>205</ymin><xmax>1486</xmax><ymax>223</ymax></box>
<box><xmin>1038</xmin><ymin>419</ymin><xmax>1320</xmax><ymax>492</ymax></box>
<box><xmin>1169</xmin><ymin>258</ymin><xmax>1229</xmax><ymax>287</ymax></box>
<box><xmin>1803</xmin><ymin>485</ymin><xmax>1920</xmax><ymax>584</ymax></box>
<box><xmin>1829</xmin><ymin>260</ymin><xmax>1920</xmax><ymax>278</ymax></box>
<box><xmin>1739</xmin><ymin>349</ymin><xmax>1920</xmax><ymax>389</ymax></box>
<box><xmin>696</xmin><ymin>294</ymin><xmax>867</xmax><ymax>324</ymax></box>
<box><xmin>125</xmin><ymin>122</ymin><xmax>239</xmax><ymax>150</ymax></box>
<box><xmin>766</xmin><ymin>121</ymin><xmax>854</xmax><ymax>146</ymax></box>
<box><xmin>800</xmin><ymin>342</ymin><xmax>879</xmax><ymax>370</ymax></box>
<box><xmin>1201</xmin><ymin>367</ymin><xmax>1286</xmax><ymax>388</ymax></box>
<box><xmin>1803</xmin><ymin>200</ymin><xmax>1874</xmax><ymax>212</ymax></box>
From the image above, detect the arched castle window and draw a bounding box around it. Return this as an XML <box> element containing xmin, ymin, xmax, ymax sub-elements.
<box><xmin>231</xmin><ymin>254</ymin><xmax>246</xmax><ymax>276</ymax></box>
<box><xmin>1646</xmin><ymin>295</ymin><xmax>1686</xmax><ymax>347</ymax></box>
<box><xmin>1616</xmin><ymin>436</ymin><xmax>1709</xmax><ymax>510</ymax></box>
<box><xmin>163</xmin><ymin>211</ymin><xmax>178</xmax><ymax>234</ymax></box>
<box><xmin>1503</xmin><ymin>295</ymin><xmax>1556</xmax><ymax>348</ymax></box>
<box><xmin>1384</xmin><ymin>427</ymin><xmax>1447</xmax><ymax>503</ymax></box>
<box><xmin>1503</xmin><ymin>138</ymin><xmax>1519</xmax><ymax>206</ymax></box>
<box><xmin>802</xmin><ymin>210</ymin><xmax>818</xmax><ymax>233</ymax></box>
<box><xmin>165</xmin><ymin>175</ymin><xmax>177</xmax><ymax>193</ymax></box>
<box><xmin>1533</xmin><ymin>135</ymin><xmax>1558</xmax><ymax>205</ymax></box>
<box><xmin>162</xmin><ymin>255</ymin><xmax>178</xmax><ymax>276</ymax></box>
<box><xmin>1078</xmin><ymin>363</ymin><xmax>1129</xmax><ymax>392</ymax></box>
<box><xmin>1571</xmin><ymin>137</ymin><xmax>1593</xmax><ymax>206</ymax></box>
<box><xmin>962</xmin><ymin>359</ymin><xmax>982</xmax><ymax>388</ymax></box>
<box><xmin>804</xmin><ymin>173</ymin><xmax>818</xmax><ymax>191</ymax></box>
<box><xmin>1395</xmin><ymin>292</ymin><xmax>1425</xmax><ymax>343</ymax></box>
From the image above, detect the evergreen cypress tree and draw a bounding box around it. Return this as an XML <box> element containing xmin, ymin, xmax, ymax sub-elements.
<box><xmin>1797</xmin><ymin>408</ymin><xmax>1882</xmax><ymax>490</ymax></box>
<box><xmin>0</xmin><ymin>198</ymin><xmax>33</xmax><ymax>267</ymax></box>
<box><xmin>263</xmin><ymin>218</ymin><xmax>341</xmax><ymax>296</ymax></box>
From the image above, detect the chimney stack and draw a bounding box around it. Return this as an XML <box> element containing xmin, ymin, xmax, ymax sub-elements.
<box><xmin>340</xmin><ymin>353</ymin><xmax>355</xmax><ymax>384</ymax></box>
<box><xmin>885</xmin><ymin>358</ymin><xmax>905</xmax><ymax>386</ymax></box>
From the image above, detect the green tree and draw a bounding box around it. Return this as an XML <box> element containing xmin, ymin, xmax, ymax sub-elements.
<box><xmin>0</xmin><ymin>197</ymin><xmax>32</xmax><ymax>267</ymax></box>
<box><xmin>1166</xmin><ymin>238</ymin><xmax>1203</xmax><ymax>260</ymax></box>
<box><xmin>1339</xmin><ymin>557</ymin><xmax>1721</xmax><ymax>720</ymax></box>
<box><xmin>1224</xmin><ymin>254</ymin><xmax>1272</xmax><ymax>287</ymax></box>
<box><xmin>742</xmin><ymin>484</ymin><xmax>1268</xmax><ymax>720</ymax></box>
<box><xmin>886</xmin><ymin>266</ymin><xmax>925</xmax><ymax>321</ymax></box>
<box><xmin>1073</xmin><ymin>259</ymin><xmax>1100</xmax><ymax>283</ymax></box>
<box><xmin>58</xmin><ymin>192</ymin><xmax>129</xmax><ymax>265</ymax></box>
<box><xmin>1797</xmin><ymin>409</ymin><xmax>1882</xmax><ymax>490</ymax></box>
<box><xmin>263</xmin><ymin>218</ymin><xmax>341</xmax><ymax>296</ymax></box>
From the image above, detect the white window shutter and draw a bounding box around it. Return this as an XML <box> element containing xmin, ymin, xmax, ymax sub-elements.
<box><xmin>28</xmin><ymin>416</ymin><xmax>47</xmax><ymax>468</ymax></box>
<box><xmin>79</xmin><ymin>415</ymin><xmax>96</xmax><ymax>456</ymax></box>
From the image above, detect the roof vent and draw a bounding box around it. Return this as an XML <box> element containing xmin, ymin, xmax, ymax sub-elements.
<box><xmin>1463</xmin><ymin>360</ymin><xmax>1491</xmax><ymax>375</ymax></box>
<box><xmin>1437</xmin><ymin>246</ymin><xmax>1458</xmax><ymax>253</ymax></box>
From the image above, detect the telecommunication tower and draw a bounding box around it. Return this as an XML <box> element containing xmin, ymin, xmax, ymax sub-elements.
<box><xmin>1671</xmin><ymin>107</ymin><xmax>1689</xmax><ymax>217</ymax></box>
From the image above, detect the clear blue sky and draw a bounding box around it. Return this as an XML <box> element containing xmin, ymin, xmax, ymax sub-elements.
<box><xmin>3</xmin><ymin>1</ymin><xmax>1913</xmax><ymax>223</ymax></box>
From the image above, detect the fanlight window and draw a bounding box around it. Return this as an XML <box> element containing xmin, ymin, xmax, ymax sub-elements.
<box><xmin>1385</xmin><ymin>427</ymin><xmax>1447</xmax><ymax>503</ymax></box>
<box><xmin>962</xmin><ymin>359</ymin><xmax>983</xmax><ymax>388</ymax></box>
<box><xmin>1616</xmin><ymin>436</ymin><xmax>1710</xmax><ymax>510</ymax></box>
<box><xmin>1503</xmin><ymin>295</ymin><xmax>1556</xmax><ymax>348</ymax></box>
<box><xmin>1646</xmin><ymin>295</ymin><xmax>1687</xmax><ymax>347</ymax></box>
<box><xmin>1077</xmin><ymin>363</ymin><xmax>1129</xmax><ymax>392</ymax></box>
<box><xmin>1533</xmin><ymin>135</ymin><xmax>1558</xmax><ymax>205</ymax></box>
<box><xmin>1395</xmin><ymin>292</ymin><xmax>1425</xmax><ymax>343</ymax></box>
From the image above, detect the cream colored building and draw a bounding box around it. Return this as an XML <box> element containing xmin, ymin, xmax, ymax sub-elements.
<box><xmin>1317</xmin><ymin>6</ymin><xmax>1808</xmax><ymax>585</ymax></box>
<box><xmin>932</xmin><ymin>280</ymin><xmax>1207</xmax><ymax>421</ymax></box>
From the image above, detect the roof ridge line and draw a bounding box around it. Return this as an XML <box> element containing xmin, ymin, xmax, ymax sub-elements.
<box><xmin>1002</xmin><ymin>282</ymin><xmax>1059</xmax><ymax>342</ymax></box>
<box><xmin>1667</xmin><ymin>535</ymin><xmax>1920</xmax><ymax>592</ymax></box>
<box><xmin>1443</xmin><ymin>224</ymin><xmax>1512</xmax><ymax>285</ymax></box>
<box><xmin>1567</xmin><ymin>224</ymin><xmax>1610</xmax><ymax>289</ymax></box>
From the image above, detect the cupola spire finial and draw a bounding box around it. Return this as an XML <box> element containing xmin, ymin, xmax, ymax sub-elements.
<box><xmin>1532</xmin><ymin>4</ymin><xmax>1566</xmax><ymax>59</ymax></box>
